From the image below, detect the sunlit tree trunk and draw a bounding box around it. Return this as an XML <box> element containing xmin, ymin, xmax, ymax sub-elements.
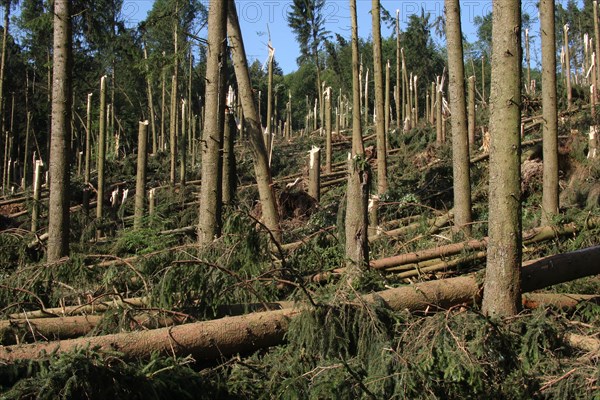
<box><xmin>47</xmin><ymin>0</ymin><xmax>72</xmax><ymax>262</ymax></box>
<box><xmin>482</xmin><ymin>0</ymin><xmax>522</xmax><ymax>318</ymax></box>
<box><xmin>345</xmin><ymin>0</ymin><xmax>369</xmax><ymax>280</ymax></box>
<box><xmin>372</xmin><ymin>0</ymin><xmax>387</xmax><ymax>194</ymax></box>
<box><xmin>96</xmin><ymin>76</ymin><xmax>107</xmax><ymax>239</ymax></box>
<box><xmin>445</xmin><ymin>0</ymin><xmax>472</xmax><ymax>235</ymax></box>
<box><xmin>198</xmin><ymin>0</ymin><xmax>227</xmax><ymax>246</ymax></box>
<box><xmin>134</xmin><ymin>121</ymin><xmax>149</xmax><ymax>230</ymax></box>
<box><xmin>540</xmin><ymin>0</ymin><xmax>559</xmax><ymax>225</ymax></box>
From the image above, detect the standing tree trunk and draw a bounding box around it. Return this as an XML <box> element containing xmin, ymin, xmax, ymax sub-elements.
<box><xmin>445</xmin><ymin>0</ymin><xmax>472</xmax><ymax>235</ymax></box>
<box><xmin>325</xmin><ymin>87</ymin><xmax>332</xmax><ymax>173</ymax></box>
<box><xmin>564</xmin><ymin>24</ymin><xmax>572</xmax><ymax>110</ymax></box>
<box><xmin>395</xmin><ymin>10</ymin><xmax>401</xmax><ymax>131</ymax></box>
<box><xmin>96</xmin><ymin>76</ymin><xmax>107</xmax><ymax>239</ymax></box>
<box><xmin>169</xmin><ymin>74</ymin><xmax>177</xmax><ymax>185</ymax></box>
<box><xmin>594</xmin><ymin>1</ymin><xmax>600</xmax><ymax>98</ymax></box>
<box><xmin>47</xmin><ymin>0</ymin><xmax>72</xmax><ymax>262</ymax></box>
<box><xmin>134</xmin><ymin>121</ymin><xmax>149</xmax><ymax>230</ymax></box>
<box><xmin>540</xmin><ymin>0</ymin><xmax>559</xmax><ymax>225</ymax></box>
<box><xmin>265</xmin><ymin>43</ymin><xmax>274</xmax><ymax>154</ymax></box>
<box><xmin>468</xmin><ymin>76</ymin><xmax>476</xmax><ymax>148</ymax></box>
<box><xmin>345</xmin><ymin>0</ymin><xmax>370</xmax><ymax>280</ymax></box>
<box><xmin>372</xmin><ymin>0</ymin><xmax>387</xmax><ymax>194</ymax></box>
<box><xmin>198</xmin><ymin>0</ymin><xmax>227</xmax><ymax>246</ymax></box>
<box><xmin>180</xmin><ymin>99</ymin><xmax>186</xmax><ymax>186</ymax></box>
<box><xmin>222</xmin><ymin>110</ymin><xmax>236</xmax><ymax>205</ymax></box>
<box><xmin>385</xmin><ymin>60</ymin><xmax>390</xmax><ymax>135</ymax></box>
<box><xmin>84</xmin><ymin>93</ymin><xmax>92</xmax><ymax>184</ymax></box>
<box><xmin>482</xmin><ymin>0</ymin><xmax>522</xmax><ymax>317</ymax></box>
<box><xmin>143</xmin><ymin>43</ymin><xmax>157</xmax><ymax>155</ymax></box>
<box><xmin>160</xmin><ymin>64</ymin><xmax>166</xmax><ymax>151</ymax></box>
<box><xmin>226</xmin><ymin>0</ymin><xmax>281</xmax><ymax>243</ymax></box>
<box><xmin>0</xmin><ymin>1</ymin><xmax>9</xmax><ymax>148</ymax></box>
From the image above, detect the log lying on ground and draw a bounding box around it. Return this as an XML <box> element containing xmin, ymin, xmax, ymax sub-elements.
<box><xmin>1</xmin><ymin>245</ymin><xmax>599</xmax><ymax>362</ymax></box>
<box><xmin>372</xmin><ymin>218</ymin><xmax>600</xmax><ymax>271</ymax></box>
<box><xmin>0</xmin><ymin>312</ymin><xmax>190</xmax><ymax>345</ymax></box>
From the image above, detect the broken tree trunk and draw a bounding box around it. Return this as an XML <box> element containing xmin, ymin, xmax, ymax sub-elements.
<box><xmin>2</xmin><ymin>245</ymin><xmax>599</xmax><ymax>362</ymax></box>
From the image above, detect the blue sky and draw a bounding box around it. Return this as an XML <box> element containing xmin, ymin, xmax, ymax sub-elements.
<box><xmin>122</xmin><ymin>0</ymin><xmax>548</xmax><ymax>74</ymax></box>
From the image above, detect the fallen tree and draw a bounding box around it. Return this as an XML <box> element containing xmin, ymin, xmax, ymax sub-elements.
<box><xmin>1</xmin><ymin>245</ymin><xmax>599</xmax><ymax>362</ymax></box>
<box><xmin>371</xmin><ymin>218</ymin><xmax>600</xmax><ymax>270</ymax></box>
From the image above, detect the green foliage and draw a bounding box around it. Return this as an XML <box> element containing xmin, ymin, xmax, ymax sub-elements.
<box><xmin>0</xmin><ymin>349</ymin><xmax>226</xmax><ymax>399</ymax></box>
<box><xmin>224</xmin><ymin>306</ymin><xmax>600</xmax><ymax>399</ymax></box>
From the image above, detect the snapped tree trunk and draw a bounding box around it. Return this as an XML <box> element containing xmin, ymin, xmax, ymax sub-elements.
<box><xmin>47</xmin><ymin>0</ymin><xmax>72</xmax><ymax>262</ymax></box>
<box><xmin>540</xmin><ymin>0</ymin><xmax>559</xmax><ymax>225</ymax></box>
<box><xmin>445</xmin><ymin>0</ymin><xmax>472</xmax><ymax>235</ymax></box>
<box><xmin>226</xmin><ymin>0</ymin><xmax>281</xmax><ymax>243</ymax></box>
<box><xmin>482</xmin><ymin>0</ymin><xmax>523</xmax><ymax>318</ymax></box>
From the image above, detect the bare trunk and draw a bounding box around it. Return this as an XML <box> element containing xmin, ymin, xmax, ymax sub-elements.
<box><xmin>169</xmin><ymin>74</ymin><xmax>177</xmax><ymax>185</ymax></box>
<box><xmin>396</xmin><ymin>11</ymin><xmax>401</xmax><ymax>130</ymax></box>
<box><xmin>84</xmin><ymin>93</ymin><xmax>92</xmax><ymax>184</ymax></box>
<box><xmin>482</xmin><ymin>0</ymin><xmax>522</xmax><ymax>317</ymax></box>
<box><xmin>198</xmin><ymin>0</ymin><xmax>228</xmax><ymax>246</ymax></box>
<box><xmin>445</xmin><ymin>0</ymin><xmax>472</xmax><ymax>235</ymax></box>
<box><xmin>564</xmin><ymin>25</ymin><xmax>573</xmax><ymax>109</ymax></box>
<box><xmin>96</xmin><ymin>76</ymin><xmax>107</xmax><ymax>239</ymax></box>
<box><xmin>595</xmin><ymin>1</ymin><xmax>600</xmax><ymax>98</ymax></box>
<box><xmin>372</xmin><ymin>0</ymin><xmax>387</xmax><ymax>194</ymax></box>
<box><xmin>345</xmin><ymin>0</ymin><xmax>370</xmax><ymax>280</ymax></box>
<box><xmin>134</xmin><ymin>121</ymin><xmax>149</xmax><ymax>230</ymax></box>
<box><xmin>540</xmin><ymin>0</ymin><xmax>559</xmax><ymax>225</ymax></box>
<box><xmin>468</xmin><ymin>76</ymin><xmax>476</xmax><ymax>147</ymax></box>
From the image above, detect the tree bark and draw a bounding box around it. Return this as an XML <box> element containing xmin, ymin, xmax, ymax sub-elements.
<box><xmin>226</xmin><ymin>0</ymin><xmax>281</xmax><ymax>243</ymax></box>
<box><xmin>96</xmin><ymin>76</ymin><xmax>107</xmax><ymax>239</ymax></box>
<box><xmin>134</xmin><ymin>121</ymin><xmax>149</xmax><ymax>230</ymax></box>
<box><xmin>222</xmin><ymin>111</ymin><xmax>236</xmax><ymax>205</ymax></box>
<box><xmin>595</xmin><ymin>1</ymin><xmax>600</xmax><ymax>98</ymax></box>
<box><xmin>564</xmin><ymin>24</ymin><xmax>572</xmax><ymax>110</ymax></box>
<box><xmin>468</xmin><ymin>76</ymin><xmax>476</xmax><ymax>147</ymax></box>
<box><xmin>372</xmin><ymin>0</ymin><xmax>387</xmax><ymax>194</ymax></box>
<box><xmin>396</xmin><ymin>10</ymin><xmax>401</xmax><ymax>130</ymax></box>
<box><xmin>169</xmin><ymin>74</ymin><xmax>178</xmax><ymax>185</ymax></box>
<box><xmin>0</xmin><ymin>1</ymin><xmax>9</xmax><ymax>149</ymax></box>
<box><xmin>325</xmin><ymin>87</ymin><xmax>332</xmax><ymax>173</ymax></box>
<box><xmin>84</xmin><ymin>93</ymin><xmax>92</xmax><ymax>184</ymax></box>
<box><xmin>482</xmin><ymin>0</ymin><xmax>522</xmax><ymax>317</ymax></box>
<box><xmin>345</xmin><ymin>0</ymin><xmax>370</xmax><ymax>279</ymax></box>
<box><xmin>47</xmin><ymin>0</ymin><xmax>72</xmax><ymax>262</ymax></box>
<box><xmin>198</xmin><ymin>0</ymin><xmax>228</xmax><ymax>246</ymax></box>
<box><xmin>445</xmin><ymin>0</ymin><xmax>472</xmax><ymax>235</ymax></box>
<box><xmin>540</xmin><ymin>0</ymin><xmax>559</xmax><ymax>225</ymax></box>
